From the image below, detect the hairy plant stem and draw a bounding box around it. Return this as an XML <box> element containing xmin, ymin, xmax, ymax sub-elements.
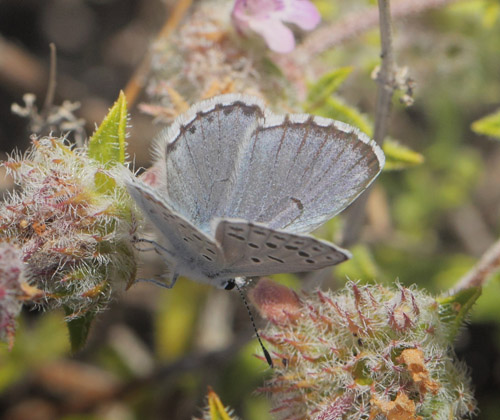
<box><xmin>452</xmin><ymin>237</ymin><xmax>500</xmax><ymax>293</ymax></box>
<box><xmin>373</xmin><ymin>0</ymin><xmax>395</xmax><ymax>146</ymax></box>
<box><xmin>341</xmin><ymin>0</ymin><xmax>395</xmax><ymax>247</ymax></box>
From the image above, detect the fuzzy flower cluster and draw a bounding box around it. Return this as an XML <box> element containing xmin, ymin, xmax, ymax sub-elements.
<box><xmin>0</xmin><ymin>137</ymin><xmax>138</xmax><ymax>341</ymax></box>
<box><xmin>250</xmin><ymin>279</ymin><xmax>476</xmax><ymax>420</ymax></box>
<box><xmin>142</xmin><ymin>0</ymin><xmax>301</xmax><ymax>123</ymax></box>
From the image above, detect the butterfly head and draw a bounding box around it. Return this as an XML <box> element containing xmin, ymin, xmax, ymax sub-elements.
<box><xmin>222</xmin><ymin>277</ymin><xmax>247</xmax><ymax>290</ymax></box>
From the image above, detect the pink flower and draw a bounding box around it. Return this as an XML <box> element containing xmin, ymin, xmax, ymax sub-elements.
<box><xmin>232</xmin><ymin>0</ymin><xmax>321</xmax><ymax>53</ymax></box>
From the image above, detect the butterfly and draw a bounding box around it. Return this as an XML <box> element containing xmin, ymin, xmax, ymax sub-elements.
<box><xmin>125</xmin><ymin>94</ymin><xmax>384</xmax><ymax>290</ymax></box>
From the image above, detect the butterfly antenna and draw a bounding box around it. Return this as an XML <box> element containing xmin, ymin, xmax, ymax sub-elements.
<box><xmin>234</xmin><ymin>281</ymin><xmax>273</xmax><ymax>368</ymax></box>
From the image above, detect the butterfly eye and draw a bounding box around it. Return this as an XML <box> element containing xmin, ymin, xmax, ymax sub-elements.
<box><xmin>224</xmin><ymin>279</ymin><xmax>236</xmax><ymax>290</ymax></box>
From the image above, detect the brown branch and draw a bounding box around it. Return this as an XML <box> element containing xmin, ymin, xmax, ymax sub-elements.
<box><xmin>124</xmin><ymin>0</ymin><xmax>193</xmax><ymax>107</ymax></box>
<box><xmin>452</xmin><ymin>237</ymin><xmax>500</xmax><ymax>293</ymax></box>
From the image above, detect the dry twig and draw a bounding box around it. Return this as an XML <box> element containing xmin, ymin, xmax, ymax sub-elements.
<box><xmin>452</xmin><ymin>238</ymin><xmax>500</xmax><ymax>293</ymax></box>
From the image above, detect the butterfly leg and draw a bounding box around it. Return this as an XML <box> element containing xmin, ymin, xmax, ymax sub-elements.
<box><xmin>133</xmin><ymin>271</ymin><xmax>179</xmax><ymax>289</ymax></box>
<box><xmin>133</xmin><ymin>237</ymin><xmax>175</xmax><ymax>257</ymax></box>
<box><xmin>160</xmin><ymin>271</ymin><xmax>179</xmax><ymax>288</ymax></box>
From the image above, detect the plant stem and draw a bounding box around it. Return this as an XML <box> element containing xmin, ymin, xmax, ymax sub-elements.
<box><xmin>42</xmin><ymin>43</ymin><xmax>57</xmax><ymax>116</ymax></box>
<box><xmin>452</xmin><ymin>237</ymin><xmax>500</xmax><ymax>293</ymax></box>
<box><xmin>341</xmin><ymin>0</ymin><xmax>395</xmax><ymax>247</ymax></box>
<box><xmin>373</xmin><ymin>0</ymin><xmax>395</xmax><ymax>146</ymax></box>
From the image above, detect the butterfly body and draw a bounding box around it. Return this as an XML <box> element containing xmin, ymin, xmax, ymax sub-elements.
<box><xmin>126</xmin><ymin>94</ymin><xmax>385</xmax><ymax>288</ymax></box>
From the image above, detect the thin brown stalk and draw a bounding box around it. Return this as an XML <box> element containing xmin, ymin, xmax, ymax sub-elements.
<box><xmin>452</xmin><ymin>238</ymin><xmax>500</xmax><ymax>293</ymax></box>
<box><xmin>42</xmin><ymin>43</ymin><xmax>57</xmax><ymax>115</ymax></box>
<box><xmin>124</xmin><ymin>0</ymin><xmax>193</xmax><ymax>107</ymax></box>
<box><xmin>373</xmin><ymin>0</ymin><xmax>395</xmax><ymax>146</ymax></box>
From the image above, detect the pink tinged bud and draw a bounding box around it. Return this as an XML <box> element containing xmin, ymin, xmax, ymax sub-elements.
<box><xmin>139</xmin><ymin>163</ymin><xmax>163</xmax><ymax>187</ymax></box>
<box><xmin>248</xmin><ymin>278</ymin><xmax>302</xmax><ymax>324</ymax></box>
<box><xmin>259</xmin><ymin>283</ymin><xmax>476</xmax><ymax>419</ymax></box>
<box><xmin>231</xmin><ymin>0</ymin><xmax>321</xmax><ymax>53</ymax></box>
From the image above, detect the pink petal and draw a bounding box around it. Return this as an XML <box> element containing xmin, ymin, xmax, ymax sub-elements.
<box><xmin>231</xmin><ymin>0</ymin><xmax>250</xmax><ymax>32</ymax></box>
<box><xmin>280</xmin><ymin>0</ymin><xmax>321</xmax><ymax>30</ymax></box>
<box><xmin>248</xmin><ymin>17</ymin><xmax>296</xmax><ymax>53</ymax></box>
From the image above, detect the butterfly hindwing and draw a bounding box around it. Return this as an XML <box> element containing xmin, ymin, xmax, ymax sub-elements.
<box><xmin>126</xmin><ymin>180</ymin><xmax>225</xmax><ymax>272</ymax></box>
<box><xmin>214</xmin><ymin>219</ymin><xmax>351</xmax><ymax>277</ymax></box>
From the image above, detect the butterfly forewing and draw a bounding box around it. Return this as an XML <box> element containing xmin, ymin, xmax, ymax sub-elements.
<box><xmin>214</xmin><ymin>219</ymin><xmax>350</xmax><ymax>277</ymax></box>
<box><xmin>157</xmin><ymin>96</ymin><xmax>265</xmax><ymax>233</ymax></box>
<box><xmin>225</xmin><ymin>115</ymin><xmax>384</xmax><ymax>234</ymax></box>
<box><xmin>126</xmin><ymin>180</ymin><xmax>225</xmax><ymax>272</ymax></box>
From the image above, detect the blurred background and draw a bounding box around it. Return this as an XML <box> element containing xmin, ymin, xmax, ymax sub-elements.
<box><xmin>1</xmin><ymin>0</ymin><xmax>500</xmax><ymax>419</ymax></box>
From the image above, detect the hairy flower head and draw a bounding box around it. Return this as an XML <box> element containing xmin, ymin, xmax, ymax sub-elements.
<box><xmin>251</xmin><ymin>280</ymin><xmax>477</xmax><ymax>420</ymax></box>
<box><xmin>0</xmin><ymin>137</ymin><xmax>139</xmax><ymax>345</ymax></box>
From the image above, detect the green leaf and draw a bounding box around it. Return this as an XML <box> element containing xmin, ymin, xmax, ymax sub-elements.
<box><xmin>471</xmin><ymin>108</ymin><xmax>500</xmax><ymax>140</ymax></box>
<box><xmin>437</xmin><ymin>287</ymin><xmax>481</xmax><ymax>341</ymax></box>
<box><xmin>88</xmin><ymin>90</ymin><xmax>128</xmax><ymax>165</ymax></box>
<box><xmin>207</xmin><ymin>388</ymin><xmax>235</xmax><ymax>420</ymax></box>
<box><xmin>314</xmin><ymin>96</ymin><xmax>373</xmax><ymax>136</ymax></box>
<box><xmin>383</xmin><ymin>138</ymin><xmax>425</xmax><ymax>170</ymax></box>
<box><xmin>64</xmin><ymin>307</ymin><xmax>96</xmax><ymax>353</ymax></box>
<box><xmin>306</xmin><ymin>67</ymin><xmax>353</xmax><ymax>112</ymax></box>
